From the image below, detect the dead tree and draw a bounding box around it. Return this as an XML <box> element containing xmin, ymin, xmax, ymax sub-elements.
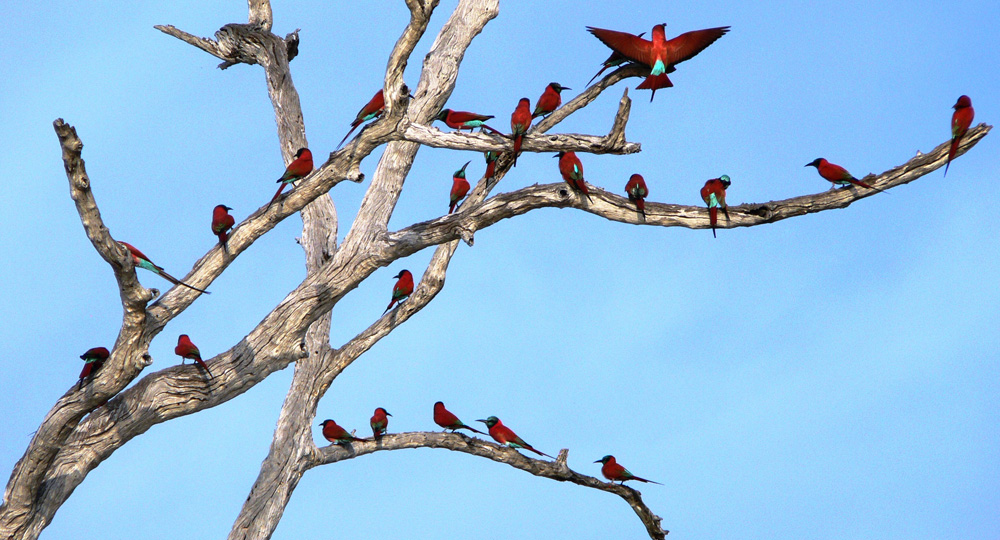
<box><xmin>0</xmin><ymin>1</ymin><xmax>990</xmax><ymax>539</ymax></box>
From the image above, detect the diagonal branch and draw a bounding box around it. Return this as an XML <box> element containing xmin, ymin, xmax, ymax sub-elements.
<box><xmin>309</xmin><ymin>433</ymin><xmax>669</xmax><ymax>540</ymax></box>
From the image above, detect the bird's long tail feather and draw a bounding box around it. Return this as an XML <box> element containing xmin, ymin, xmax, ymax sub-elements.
<box><xmin>337</xmin><ymin>123</ymin><xmax>361</xmax><ymax>150</ymax></box>
<box><xmin>195</xmin><ymin>358</ymin><xmax>212</xmax><ymax>379</ymax></box>
<box><xmin>158</xmin><ymin>269</ymin><xmax>210</xmax><ymax>294</ymax></box>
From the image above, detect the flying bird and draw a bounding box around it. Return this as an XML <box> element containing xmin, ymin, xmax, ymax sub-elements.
<box><xmin>384</xmin><ymin>269</ymin><xmax>414</xmax><ymax>314</ymax></box>
<box><xmin>433</xmin><ymin>401</ymin><xmax>485</xmax><ymax>435</ymax></box>
<box><xmin>477</xmin><ymin>416</ymin><xmax>553</xmax><ymax>459</ymax></box>
<box><xmin>211</xmin><ymin>204</ymin><xmax>235</xmax><ymax>249</ymax></box>
<box><xmin>337</xmin><ymin>89</ymin><xmax>385</xmax><ymax>149</ymax></box>
<box><xmin>449</xmin><ymin>161</ymin><xmax>471</xmax><ymax>214</ymax></box>
<box><xmin>78</xmin><ymin>346</ymin><xmax>110</xmax><ymax>389</ymax></box>
<box><xmin>435</xmin><ymin>109</ymin><xmax>502</xmax><ymax>134</ymax></box>
<box><xmin>595</xmin><ymin>455</ymin><xmax>663</xmax><ymax>485</ymax></box>
<box><xmin>370</xmin><ymin>407</ymin><xmax>391</xmax><ymax>438</ymax></box>
<box><xmin>118</xmin><ymin>241</ymin><xmax>210</xmax><ymax>294</ymax></box>
<box><xmin>510</xmin><ymin>98</ymin><xmax>532</xmax><ymax>166</ymax></box>
<box><xmin>319</xmin><ymin>419</ymin><xmax>367</xmax><ymax>445</ymax></box>
<box><xmin>556</xmin><ymin>151</ymin><xmax>592</xmax><ymax>202</ymax></box>
<box><xmin>945</xmin><ymin>95</ymin><xmax>974</xmax><ymax>177</ymax></box>
<box><xmin>700</xmin><ymin>175</ymin><xmax>731</xmax><ymax>238</ymax></box>
<box><xmin>587</xmin><ymin>24</ymin><xmax>730</xmax><ymax>101</ymax></box>
<box><xmin>175</xmin><ymin>334</ymin><xmax>211</xmax><ymax>379</ymax></box>
<box><xmin>805</xmin><ymin>158</ymin><xmax>887</xmax><ymax>194</ymax></box>
<box><xmin>625</xmin><ymin>173</ymin><xmax>648</xmax><ymax>217</ymax></box>
<box><xmin>533</xmin><ymin>83</ymin><xmax>570</xmax><ymax>118</ymax></box>
<box><xmin>270</xmin><ymin>147</ymin><xmax>314</xmax><ymax>205</ymax></box>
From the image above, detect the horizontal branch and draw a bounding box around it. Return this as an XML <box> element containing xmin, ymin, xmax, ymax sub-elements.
<box><xmin>400</xmin><ymin>123</ymin><xmax>640</xmax><ymax>155</ymax></box>
<box><xmin>310</xmin><ymin>432</ymin><xmax>668</xmax><ymax>539</ymax></box>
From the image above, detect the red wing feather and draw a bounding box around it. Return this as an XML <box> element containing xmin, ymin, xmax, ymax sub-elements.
<box><xmin>587</xmin><ymin>27</ymin><xmax>656</xmax><ymax>66</ymax></box>
<box><xmin>450</xmin><ymin>111</ymin><xmax>494</xmax><ymax>123</ymax></box>
<box><xmin>665</xmin><ymin>26</ymin><xmax>730</xmax><ymax>65</ymax></box>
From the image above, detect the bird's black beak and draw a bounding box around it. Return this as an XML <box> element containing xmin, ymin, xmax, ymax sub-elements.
<box><xmin>476</xmin><ymin>419</ymin><xmax>487</xmax><ymax>423</ymax></box>
<box><xmin>594</xmin><ymin>459</ymin><xmax>602</xmax><ymax>463</ymax></box>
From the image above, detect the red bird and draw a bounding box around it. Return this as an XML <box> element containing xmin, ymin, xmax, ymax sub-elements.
<box><xmin>319</xmin><ymin>419</ymin><xmax>367</xmax><ymax>445</ymax></box>
<box><xmin>533</xmin><ymin>83</ymin><xmax>570</xmax><ymax>119</ymax></box>
<box><xmin>337</xmin><ymin>89</ymin><xmax>385</xmax><ymax>149</ymax></box>
<box><xmin>945</xmin><ymin>95</ymin><xmax>974</xmax><ymax>177</ymax></box>
<box><xmin>510</xmin><ymin>98</ymin><xmax>532</xmax><ymax>166</ymax></box>
<box><xmin>118</xmin><ymin>241</ymin><xmax>210</xmax><ymax>294</ymax></box>
<box><xmin>586</xmin><ymin>31</ymin><xmax>648</xmax><ymax>86</ymax></box>
<box><xmin>270</xmin><ymin>147</ymin><xmax>314</xmax><ymax>205</ymax></box>
<box><xmin>700</xmin><ymin>174</ymin><xmax>731</xmax><ymax>238</ymax></box>
<box><xmin>433</xmin><ymin>401</ymin><xmax>485</xmax><ymax>435</ymax></box>
<box><xmin>174</xmin><ymin>334</ymin><xmax>211</xmax><ymax>379</ymax></box>
<box><xmin>484</xmin><ymin>151</ymin><xmax>499</xmax><ymax>180</ymax></box>
<box><xmin>78</xmin><ymin>346</ymin><xmax>110</xmax><ymax>389</ymax></box>
<box><xmin>556</xmin><ymin>151</ymin><xmax>592</xmax><ymax>202</ymax></box>
<box><xmin>370</xmin><ymin>407</ymin><xmax>392</xmax><ymax>438</ymax></box>
<box><xmin>595</xmin><ymin>455</ymin><xmax>663</xmax><ymax>485</ymax></box>
<box><xmin>435</xmin><ymin>109</ymin><xmax>502</xmax><ymax>134</ymax></box>
<box><xmin>587</xmin><ymin>24</ymin><xmax>730</xmax><ymax>101</ymax></box>
<box><xmin>805</xmin><ymin>158</ymin><xmax>887</xmax><ymax>194</ymax></box>
<box><xmin>449</xmin><ymin>161</ymin><xmax>471</xmax><ymax>214</ymax></box>
<box><xmin>476</xmin><ymin>416</ymin><xmax>553</xmax><ymax>459</ymax></box>
<box><xmin>211</xmin><ymin>204</ymin><xmax>235</xmax><ymax>248</ymax></box>
<box><xmin>625</xmin><ymin>173</ymin><xmax>648</xmax><ymax>217</ymax></box>
<box><xmin>384</xmin><ymin>269</ymin><xmax>414</xmax><ymax>314</ymax></box>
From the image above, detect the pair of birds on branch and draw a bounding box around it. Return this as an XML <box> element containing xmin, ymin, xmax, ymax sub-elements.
<box><xmin>319</xmin><ymin>402</ymin><xmax>661</xmax><ymax>485</ymax></box>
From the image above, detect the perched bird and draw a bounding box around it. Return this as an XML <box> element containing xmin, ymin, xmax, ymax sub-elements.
<box><xmin>625</xmin><ymin>173</ymin><xmax>649</xmax><ymax>217</ymax></box>
<box><xmin>175</xmin><ymin>334</ymin><xmax>211</xmax><ymax>379</ymax></box>
<box><xmin>449</xmin><ymin>161</ymin><xmax>471</xmax><ymax>214</ymax></box>
<box><xmin>370</xmin><ymin>407</ymin><xmax>391</xmax><ymax>438</ymax></box>
<box><xmin>700</xmin><ymin>174</ymin><xmax>731</xmax><ymax>238</ymax></box>
<box><xmin>270</xmin><ymin>147</ymin><xmax>314</xmax><ymax>205</ymax></box>
<box><xmin>945</xmin><ymin>95</ymin><xmax>974</xmax><ymax>177</ymax></box>
<box><xmin>484</xmin><ymin>151</ymin><xmax>499</xmax><ymax>180</ymax></box>
<box><xmin>78</xmin><ymin>346</ymin><xmax>110</xmax><ymax>389</ymax></box>
<box><xmin>433</xmin><ymin>401</ymin><xmax>485</xmax><ymax>435</ymax></box>
<box><xmin>510</xmin><ymin>98</ymin><xmax>532</xmax><ymax>166</ymax></box>
<box><xmin>319</xmin><ymin>419</ymin><xmax>367</xmax><ymax>445</ymax></box>
<box><xmin>435</xmin><ymin>109</ymin><xmax>501</xmax><ymax>134</ymax></box>
<box><xmin>595</xmin><ymin>455</ymin><xmax>663</xmax><ymax>485</ymax></box>
<box><xmin>805</xmin><ymin>158</ymin><xmax>887</xmax><ymax>194</ymax></box>
<box><xmin>211</xmin><ymin>204</ymin><xmax>235</xmax><ymax>249</ymax></box>
<box><xmin>118</xmin><ymin>241</ymin><xmax>210</xmax><ymax>294</ymax></box>
<box><xmin>384</xmin><ymin>269</ymin><xmax>414</xmax><ymax>314</ymax></box>
<box><xmin>476</xmin><ymin>416</ymin><xmax>553</xmax><ymax>459</ymax></box>
<box><xmin>533</xmin><ymin>83</ymin><xmax>570</xmax><ymax>118</ymax></box>
<box><xmin>586</xmin><ymin>32</ymin><xmax>648</xmax><ymax>86</ymax></box>
<box><xmin>587</xmin><ymin>24</ymin><xmax>730</xmax><ymax>101</ymax></box>
<box><xmin>556</xmin><ymin>151</ymin><xmax>592</xmax><ymax>202</ymax></box>
<box><xmin>337</xmin><ymin>89</ymin><xmax>385</xmax><ymax>149</ymax></box>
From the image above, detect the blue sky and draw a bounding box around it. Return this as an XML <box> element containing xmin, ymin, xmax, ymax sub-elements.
<box><xmin>1</xmin><ymin>1</ymin><xmax>998</xmax><ymax>539</ymax></box>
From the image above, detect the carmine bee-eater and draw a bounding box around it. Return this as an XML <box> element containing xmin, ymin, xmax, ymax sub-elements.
<box><xmin>533</xmin><ymin>83</ymin><xmax>570</xmax><ymax>119</ymax></box>
<box><xmin>118</xmin><ymin>241</ymin><xmax>210</xmax><ymax>294</ymax></box>
<box><xmin>270</xmin><ymin>147</ymin><xmax>314</xmax><ymax>205</ymax></box>
<box><xmin>175</xmin><ymin>334</ymin><xmax>211</xmax><ymax>379</ymax></box>
<box><xmin>319</xmin><ymin>419</ymin><xmax>367</xmax><ymax>445</ymax></box>
<box><xmin>370</xmin><ymin>407</ymin><xmax>391</xmax><ymax>438</ymax></box>
<box><xmin>337</xmin><ymin>89</ymin><xmax>385</xmax><ymax>150</ymax></box>
<box><xmin>435</xmin><ymin>109</ymin><xmax>502</xmax><ymax>134</ymax></box>
<box><xmin>211</xmin><ymin>204</ymin><xmax>235</xmax><ymax>249</ymax></box>
<box><xmin>433</xmin><ymin>401</ymin><xmax>485</xmax><ymax>435</ymax></box>
<box><xmin>595</xmin><ymin>455</ymin><xmax>663</xmax><ymax>485</ymax></box>
<box><xmin>476</xmin><ymin>416</ymin><xmax>553</xmax><ymax>459</ymax></box>
<box><xmin>625</xmin><ymin>173</ymin><xmax>648</xmax><ymax>217</ymax></box>
<box><xmin>556</xmin><ymin>151</ymin><xmax>592</xmax><ymax>202</ymax></box>
<box><xmin>805</xmin><ymin>158</ymin><xmax>887</xmax><ymax>194</ymax></box>
<box><xmin>510</xmin><ymin>98</ymin><xmax>532</xmax><ymax>166</ymax></box>
<box><xmin>945</xmin><ymin>95</ymin><xmax>974</xmax><ymax>177</ymax></box>
<box><xmin>384</xmin><ymin>269</ymin><xmax>414</xmax><ymax>314</ymax></box>
<box><xmin>700</xmin><ymin>174</ymin><xmax>731</xmax><ymax>238</ymax></box>
<box><xmin>586</xmin><ymin>32</ymin><xmax>648</xmax><ymax>86</ymax></box>
<box><xmin>484</xmin><ymin>151</ymin><xmax>499</xmax><ymax>180</ymax></box>
<box><xmin>78</xmin><ymin>346</ymin><xmax>110</xmax><ymax>389</ymax></box>
<box><xmin>587</xmin><ymin>24</ymin><xmax>730</xmax><ymax>101</ymax></box>
<box><xmin>449</xmin><ymin>161</ymin><xmax>471</xmax><ymax>214</ymax></box>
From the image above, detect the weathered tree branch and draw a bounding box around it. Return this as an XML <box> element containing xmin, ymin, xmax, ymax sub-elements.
<box><xmin>309</xmin><ymin>433</ymin><xmax>669</xmax><ymax>540</ymax></box>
